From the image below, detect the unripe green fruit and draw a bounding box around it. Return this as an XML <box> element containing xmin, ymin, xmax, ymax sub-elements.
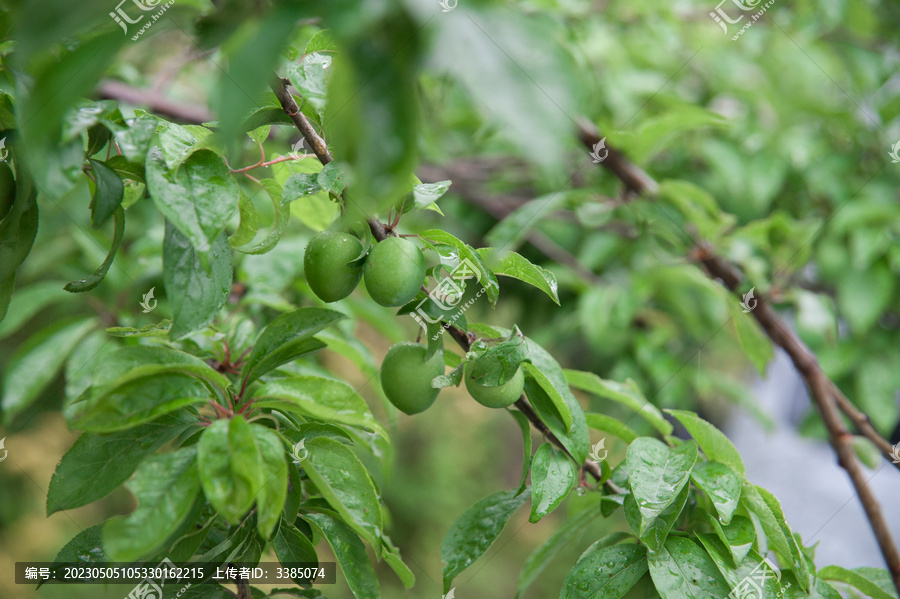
<box><xmin>380</xmin><ymin>342</ymin><xmax>444</xmax><ymax>415</ymax></box>
<box><xmin>464</xmin><ymin>363</ymin><xmax>525</xmax><ymax>408</ymax></box>
<box><xmin>304</xmin><ymin>232</ymin><xmax>364</xmax><ymax>303</ymax></box>
<box><xmin>363</xmin><ymin>237</ymin><xmax>426</xmax><ymax>307</ymax></box>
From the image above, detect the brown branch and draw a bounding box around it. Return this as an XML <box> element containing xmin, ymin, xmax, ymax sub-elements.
<box><xmin>270</xmin><ymin>77</ymin><xmax>333</xmax><ymax>165</ymax></box>
<box><xmin>578</xmin><ymin>120</ymin><xmax>900</xmax><ymax>592</ymax></box>
<box><xmin>97</xmin><ymin>80</ymin><xmax>213</xmax><ymax>123</ymax></box>
<box><xmin>699</xmin><ymin>250</ymin><xmax>900</xmax><ymax>591</ymax></box>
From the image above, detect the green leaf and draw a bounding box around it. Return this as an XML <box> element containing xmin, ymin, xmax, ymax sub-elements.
<box><xmin>214</xmin><ymin>4</ymin><xmax>301</xmax><ymax>149</ymax></box>
<box><xmin>382</xmin><ymin>537</ymin><xmax>415</xmax><ymax>589</ymax></box>
<box><xmin>53</xmin><ymin>523</ymin><xmax>105</xmax><ymax>565</ymax></box>
<box><xmin>441</xmin><ymin>488</ymin><xmax>530</xmax><ymax>593</ymax></box>
<box><xmin>0</xmin><ymin>281</ymin><xmax>70</xmax><ymax>339</ymax></box>
<box><xmin>287</xmin><ymin>52</ymin><xmax>330</xmax><ymax>114</ymax></box>
<box><xmin>626</xmin><ymin>106</ymin><xmax>728</xmax><ymax>164</ymax></box>
<box><xmin>585</xmin><ymin>412</ymin><xmax>638</xmax><ymax>443</ymax></box>
<box><xmin>0</xmin><ymin>272</ymin><xmax>12</xmax><ymax>325</ymax></box>
<box><xmin>157</xmin><ymin>122</ymin><xmax>204</xmax><ymax>171</ymax></box>
<box><xmin>163</xmin><ymin>221</ymin><xmax>233</xmax><ymax>340</ymax></box>
<box><xmin>484</xmin><ymin>191</ymin><xmax>573</xmax><ymax>253</ymax></box>
<box><xmin>477</xmin><ymin>249</ymin><xmax>560</xmax><ymax>305</ymax></box>
<box><xmin>431</xmin><ymin>10</ymin><xmax>573</xmax><ymax>168</ymax></box>
<box><xmin>250</xmin><ymin>424</ymin><xmax>288</xmax><ymax>539</ymax></box>
<box><xmin>242</xmin><ymin>307</ymin><xmax>345</xmax><ymax>382</ymax></box>
<box><xmin>1</xmin><ymin>317</ymin><xmax>95</xmax><ymax>425</ymax></box>
<box><xmin>47</xmin><ymin>412</ymin><xmax>195</xmax><ymax>515</ymax></box>
<box><xmin>102</xmin><ymin>446</ymin><xmax>200</xmax><ymax>561</ymax></box>
<box><xmin>304</xmin><ymin>512</ymin><xmax>380</xmax><ymax>599</ymax></box>
<box><xmin>727</xmin><ymin>294</ymin><xmax>774</xmax><ymax>375</ymax></box>
<box><xmin>467</xmin><ymin>333</ymin><xmax>528</xmax><ymax>386</ymax></box>
<box><xmin>232</xmin><ymin>179</ymin><xmax>291</xmax><ymax>254</ymax></box>
<box><xmin>198</xmin><ymin>417</ymin><xmax>263</xmax><ymax>524</ymax></box>
<box><xmin>114</xmin><ymin>115</ymin><xmax>157</xmax><ymax>163</ymax></box>
<box><xmin>324</xmin><ymin>7</ymin><xmax>419</xmax><ymax>219</ymax></box>
<box><xmin>0</xmin><ymin>172</ymin><xmax>38</xmax><ymax>285</ymax></box>
<box><xmin>665</xmin><ymin>409</ymin><xmax>745</xmax><ymax>476</ymax></box>
<box><xmin>820</xmin><ymin>567</ymin><xmax>898</xmax><ymax>599</ymax></box>
<box><xmin>508</xmin><ymin>409</ymin><xmax>532</xmax><ymax>494</ymax></box>
<box><xmin>106</xmin><ymin>320</ymin><xmax>172</xmax><ymax>338</ymax></box>
<box><xmin>740</xmin><ymin>482</ymin><xmax>807</xmax><ymax>588</ymax></box>
<box><xmin>65</xmin><ymin>206</ymin><xmax>125</xmax><ymax>292</ymax></box>
<box><xmin>523</xmin><ymin>363</ymin><xmax>573</xmax><ymax>431</ymax></box>
<box><xmin>517</xmin><ymin>338</ymin><xmax>589</xmax><ymax>464</ymax></box>
<box><xmin>420</xmin><ymin>229</ymin><xmax>500</xmax><ymax>306</ymax></box>
<box><xmin>517</xmin><ymin>507</ymin><xmax>604</xmax><ymax>598</ymax></box>
<box><xmin>255</xmin><ymin>375</ymin><xmax>387</xmax><ymax>437</ymax></box>
<box><xmin>624</xmin><ymin>483</ymin><xmax>689</xmax><ymax>552</ymax></box>
<box><xmin>560</xmin><ymin>541</ymin><xmax>648</xmax><ymax>599</ymax></box>
<box><xmin>408</xmin><ymin>180</ymin><xmax>450</xmax><ymax>212</ymax></box>
<box><xmin>147</xmin><ymin>147</ymin><xmax>239</xmax><ymax>254</ymax></box>
<box><xmin>283</xmin><ymin>172</ymin><xmax>322</xmax><ymax>203</ymax></box>
<box><xmin>646</xmin><ymin>536</ymin><xmax>731</xmax><ymax>598</ymax></box>
<box><xmin>87</xmin><ymin>159</ymin><xmax>124</xmax><ymax>229</ymax></box>
<box><xmin>303</xmin><ymin>437</ymin><xmax>383</xmax><ymax>552</ymax></box>
<box><xmin>230</xmin><ymin>191</ymin><xmax>260</xmax><ymax>246</ymax></box>
<box><xmin>625</xmin><ymin>438</ymin><xmax>698</xmax><ymax>539</ymax></box>
<box><xmin>695</xmin><ymin>535</ymin><xmax>784</xmax><ymax>598</ymax></box>
<box><xmin>529</xmin><ymin>443</ymin><xmax>577</xmax><ymax>523</ymax></box>
<box><xmin>690</xmin><ymin>461</ymin><xmax>741</xmax><ymax>525</ymax></box>
<box><xmin>72</xmin><ymin>372</ymin><xmax>211</xmax><ymax>433</ymax></box>
<box><xmin>274</xmin><ymin>520</ymin><xmax>318</xmax><ymax>585</ymax></box>
<box><xmin>703</xmin><ymin>513</ymin><xmax>755</xmax><ymax>566</ymax></box>
<box><xmin>565</xmin><ymin>370</ymin><xmax>673</xmax><ymax>436</ymax></box>
<box><xmin>305</xmin><ymin>29</ymin><xmax>336</xmax><ymax>54</ymax></box>
<box><xmin>104</xmin><ymin>154</ymin><xmax>145</xmax><ymax>183</ymax></box>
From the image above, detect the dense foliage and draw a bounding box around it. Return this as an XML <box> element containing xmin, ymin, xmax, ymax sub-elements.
<box><xmin>1</xmin><ymin>0</ymin><xmax>899</xmax><ymax>598</ymax></box>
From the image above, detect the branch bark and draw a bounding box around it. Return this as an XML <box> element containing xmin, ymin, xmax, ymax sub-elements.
<box><xmin>577</xmin><ymin>120</ymin><xmax>900</xmax><ymax>592</ymax></box>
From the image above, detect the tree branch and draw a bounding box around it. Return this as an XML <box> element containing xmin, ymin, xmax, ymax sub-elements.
<box><xmin>270</xmin><ymin>77</ymin><xmax>333</xmax><ymax>165</ymax></box>
<box><xmin>578</xmin><ymin>120</ymin><xmax>900</xmax><ymax>593</ymax></box>
<box><xmin>271</xmin><ymin>76</ymin><xmax>608</xmax><ymax>486</ymax></box>
<box><xmin>97</xmin><ymin>80</ymin><xmax>213</xmax><ymax>123</ymax></box>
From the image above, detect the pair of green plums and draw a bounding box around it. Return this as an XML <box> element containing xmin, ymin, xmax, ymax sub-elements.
<box><xmin>379</xmin><ymin>342</ymin><xmax>525</xmax><ymax>415</ymax></box>
<box><xmin>303</xmin><ymin>232</ymin><xmax>425</xmax><ymax>306</ymax></box>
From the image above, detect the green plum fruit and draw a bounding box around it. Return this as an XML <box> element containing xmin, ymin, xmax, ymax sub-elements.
<box><xmin>380</xmin><ymin>342</ymin><xmax>444</xmax><ymax>414</ymax></box>
<box><xmin>363</xmin><ymin>237</ymin><xmax>426</xmax><ymax>307</ymax></box>
<box><xmin>464</xmin><ymin>362</ymin><xmax>524</xmax><ymax>408</ymax></box>
<box><xmin>303</xmin><ymin>232</ymin><xmax>364</xmax><ymax>303</ymax></box>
